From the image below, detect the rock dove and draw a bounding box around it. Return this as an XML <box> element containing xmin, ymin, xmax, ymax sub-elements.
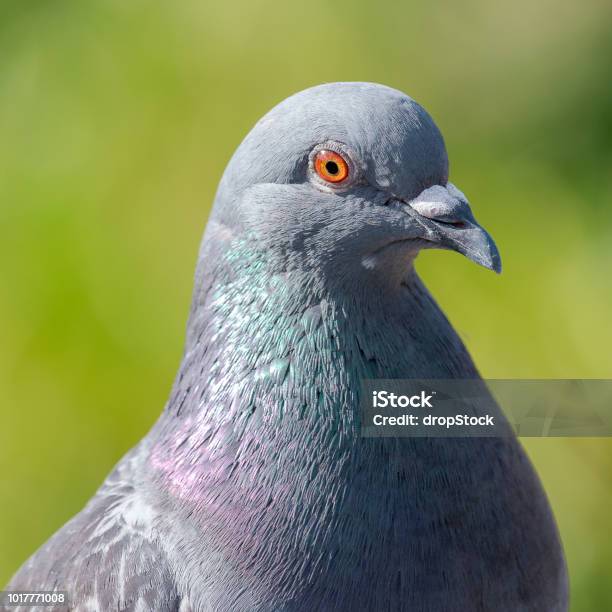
<box><xmin>6</xmin><ymin>82</ymin><xmax>568</xmax><ymax>611</ymax></box>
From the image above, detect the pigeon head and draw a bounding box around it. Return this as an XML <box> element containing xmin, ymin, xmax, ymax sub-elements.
<box><xmin>208</xmin><ymin>82</ymin><xmax>501</xmax><ymax>286</ymax></box>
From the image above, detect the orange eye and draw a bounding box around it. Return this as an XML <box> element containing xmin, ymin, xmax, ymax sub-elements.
<box><xmin>314</xmin><ymin>150</ymin><xmax>349</xmax><ymax>183</ymax></box>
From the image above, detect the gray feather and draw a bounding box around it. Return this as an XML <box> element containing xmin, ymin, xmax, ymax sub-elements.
<box><xmin>6</xmin><ymin>447</ymin><xmax>185</xmax><ymax>611</ymax></box>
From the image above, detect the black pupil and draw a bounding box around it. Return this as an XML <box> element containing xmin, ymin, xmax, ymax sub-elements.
<box><xmin>325</xmin><ymin>160</ymin><xmax>339</xmax><ymax>175</ymax></box>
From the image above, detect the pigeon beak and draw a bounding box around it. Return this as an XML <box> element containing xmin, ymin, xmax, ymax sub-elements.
<box><xmin>407</xmin><ymin>183</ymin><xmax>502</xmax><ymax>273</ymax></box>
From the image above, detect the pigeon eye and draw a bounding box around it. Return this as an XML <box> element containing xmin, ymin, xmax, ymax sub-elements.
<box><xmin>313</xmin><ymin>150</ymin><xmax>349</xmax><ymax>183</ymax></box>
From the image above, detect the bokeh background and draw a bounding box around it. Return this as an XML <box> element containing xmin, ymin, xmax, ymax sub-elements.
<box><xmin>1</xmin><ymin>1</ymin><xmax>611</xmax><ymax>607</ymax></box>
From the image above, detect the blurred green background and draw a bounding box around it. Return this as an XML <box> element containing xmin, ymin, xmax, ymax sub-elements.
<box><xmin>1</xmin><ymin>0</ymin><xmax>611</xmax><ymax>607</ymax></box>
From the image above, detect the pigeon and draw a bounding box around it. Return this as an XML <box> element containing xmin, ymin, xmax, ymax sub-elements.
<box><xmin>6</xmin><ymin>82</ymin><xmax>568</xmax><ymax>611</ymax></box>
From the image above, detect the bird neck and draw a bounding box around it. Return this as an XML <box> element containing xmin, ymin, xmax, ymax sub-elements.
<box><xmin>147</xmin><ymin>239</ymin><xmax>478</xmax><ymax>499</ymax></box>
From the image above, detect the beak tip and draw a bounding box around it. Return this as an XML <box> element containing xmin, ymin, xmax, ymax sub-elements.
<box><xmin>489</xmin><ymin>251</ymin><xmax>502</xmax><ymax>274</ymax></box>
<box><xmin>483</xmin><ymin>242</ymin><xmax>502</xmax><ymax>274</ymax></box>
<box><xmin>465</xmin><ymin>233</ymin><xmax>502</xmax><ymax>274</ymax></box>
<box><xmin>491</xmin><ymin>242</ymin><xmax>502</xmax><ymax>274</ymax></box>
<box><xmin>474</xmin><ymin>253</ymin><xmax>502</xmax><ymax>274</ymax></box>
